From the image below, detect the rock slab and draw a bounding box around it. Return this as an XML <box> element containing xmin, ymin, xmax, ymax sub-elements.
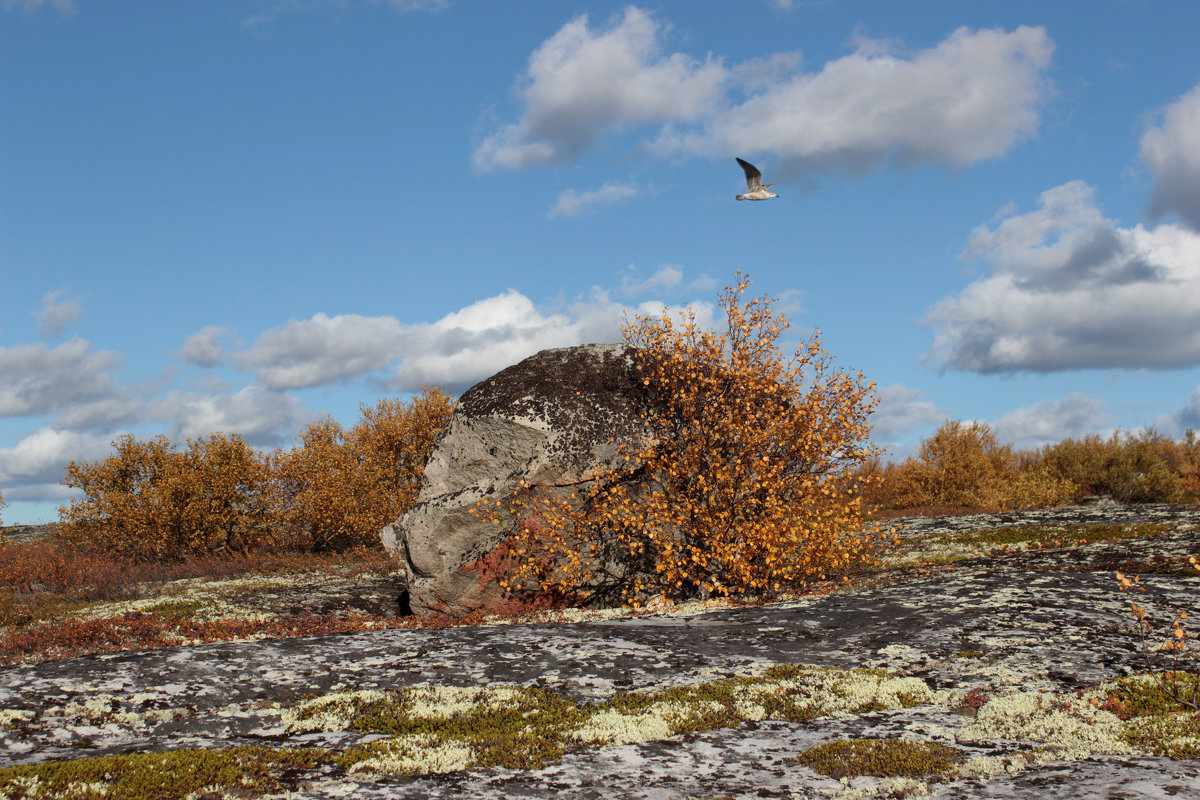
<box><xmin>382</xmin><ymin>344</ymin><xmax>650</xmax><ymax>616</ymax></box>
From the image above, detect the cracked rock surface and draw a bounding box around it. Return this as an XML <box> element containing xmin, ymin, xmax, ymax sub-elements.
<box><xmin>2</xmin><ymin>502</ymin><xmax>1199</xmax><ymax>799</ymax></box>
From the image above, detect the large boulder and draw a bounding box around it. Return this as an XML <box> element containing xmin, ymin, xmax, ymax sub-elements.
<box><xmin>382</xmin><ymin>344</ymin><xmax>651</xmax><ymax>616</ymax></box>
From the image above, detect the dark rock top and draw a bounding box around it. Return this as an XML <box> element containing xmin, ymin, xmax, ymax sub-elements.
<box><xmin>455</xmin><ymin>343</ymin><xmax>650</xmax><ymax>477</ymax></box>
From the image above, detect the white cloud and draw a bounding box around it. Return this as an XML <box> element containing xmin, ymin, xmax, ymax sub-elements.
<box><xmin>870</xmin><ymin>384</ymin><xmax>946</xmax><ymax>443</ymax></box>
<box><xmin>0</xmin><ymin>428</ymin><xmax>115</xmax><ymax>503</ymax></box>
<box><xmin>473</xmin><ymin>7</ymin><xmax>727</xmax><ymax>170</ymax></box>
<box><xmin>548</xmin><ymin>181</ymin><xmax>639</xmax><ymax>218</ymax></box>
<box><xmin>34</xmin><ymin>289</ymin><xmax>83</xmax><ymax>338</ymax></box>
<box><xmin>236</xmin><ymin>283</ymin><xmax>725</xmax><ymax>395</ymax></box>
<box><xmin>0</xmin><ymin>339</ymin><xmax>125</xmax><ymax>418</ymax></box>
<box><xmin>386</xmin><ymin>289</ymin><xmax>632</xmax><ymax>393</ymax></box>
<box><xmin>371</xmin><ymin>0</ymin><xmax>450</xmax><ymax>11</ymax></box>
<box><xmin>3</xmin><ymin>0</ymin><xmax>75</xmax><ymax>15</ymax></box>
<box><xmin>1153</xmin><ymin>385</ymin><xmax>1200</xmax><ymax>438</ymax></box>
<box><xmin>152</xmin><ymin>385</ymin><xmax>314</xmax><ymax>447</ymax></box>
<box><xmin>237</xmin><ymin>313</ymin><xmax>409</xmax><ymax>390</ymax></box>
<box><xmin>658</xmin><ymin>26</ymin><xmax>1053</xmax><ymax>175</ymax></box>
<box><xmin>243</xmin><ymin>0</ymin><xmax>446</xmax><ymax>28</ymax></box>
<box><xmin>1141</xmin><ymin>82</ymin><xmax>1200</xmax><ymax>231</ymax></box>
<box><xmin>476</xmin><ymin>9</ymin><xmax>1053</xmax><ymax>177</ymax></box>
<box><xmin>179</xmin><ymin>325</ymin><xmax>233</xmax><ymax>367</ymax></box>
<box><xmin>990</xmin><ymin>393</ymin><xmax>1110</xmax><ymax>450</ymax></box>
<box><xmin>620</xmin><ymin>265</ymin><xmax>683</xmax><ymax>296</ymax></box>
<box><xmin>925</xmin><ymin>181</ymin><xmax>1200</xmax><ymax>373</ymax></box>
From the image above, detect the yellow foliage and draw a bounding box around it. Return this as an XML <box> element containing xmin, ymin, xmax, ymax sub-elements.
<box><xmin>55</xmin><ymin>386</ymin><xmax>454</xmax><ymax>561</ymax></box>
<box><xmin>270</xmin><ymin>386</ymin><xmax>454</xmax><ymax>551</ymax></box>
<box><xmin>487</xmin><ymin>273</ymin><xmax>887</xmax><ymax>606</ymax></box>
<box><xmin>59</xmin><ymin>433</ymin><xmax>275</xmax><ymax>560</ymax></box>
<box><xmin>863</xmin><ymin>424</ymin><xmax>1197</xmax><ymax>514</ymax></box>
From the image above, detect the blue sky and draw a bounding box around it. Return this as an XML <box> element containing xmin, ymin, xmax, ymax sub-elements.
<box><xmin>3</xmin><ymin>0</ymin><xmax>1200</xmax><ymax>524</ymax></box>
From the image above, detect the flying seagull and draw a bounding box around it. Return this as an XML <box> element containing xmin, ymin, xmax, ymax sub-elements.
<box><xmin>735</xmin><ymin>157</ymin><xmax>778</xmax><ymax>201</ymax></box>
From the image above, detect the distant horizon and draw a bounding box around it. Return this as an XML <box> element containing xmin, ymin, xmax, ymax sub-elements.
<box><xmin>3</xmin><ymin>1</ymin><xmax>1199</xmax><ymax>525</ymax></box>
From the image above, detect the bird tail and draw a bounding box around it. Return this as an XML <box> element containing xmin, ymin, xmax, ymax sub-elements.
<box><xmin>735</xmin><ymin>195</ymin><xmax>744</xmax><ymax>201</ymax></box>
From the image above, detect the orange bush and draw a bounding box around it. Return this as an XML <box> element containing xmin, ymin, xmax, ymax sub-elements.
<box><xmin>270</xmin><ymin>386</ymin><xmax>454</xmax><ymax>551</ymax></box>
<box><xmin>1039</xmin><ymin>430</ymin><xmax>1184</xmax><ymax>504</ymax></box>
<box><xmin>58</xmin><ymin>433</ymin><xmax>275</xmax><ymax>560</ymax></box>
<box><xmin>866</xmin><ymin>420</ymin><xmax>1076</xmax><ymax>512</ymax></box>
<box><xmin>488</xmin><ymin>274</ymin><xmax>887</xmax><ymax>607</ymax></box>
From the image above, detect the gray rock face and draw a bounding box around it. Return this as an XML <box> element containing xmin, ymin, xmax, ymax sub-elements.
<box><xmin>382</xmin><ymin>344</ymin><xmax>651</xmax><ymax>616</ymax></box>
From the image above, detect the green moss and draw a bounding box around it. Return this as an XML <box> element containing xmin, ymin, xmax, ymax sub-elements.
<box><xmin>0</xmin><ymin>745</ymin><xmax>330</xmax><ymax>800</ymax></box>
<box><xmin>796</xmin><ymin>737</ymin><xmax>965</xmax><ymax>780</ymax></box>
<box><xmin>1123</xmin><ymin>713</ymin><xmax>1200</xmax><ymax>759</ymax></box>
<box><xmin>1094</xmin><ymin>673</ymin><xmax>1200</xmax><ymax>760</ymax></box>
<box><xmin>139</xmin><ymin>599</ymin><xmax>206</xmax><ymax>620</ymax></box>
<box><xmin>1102</xmin><ymin>672</ymin><xmax>1200</xmax><ymax>719</ymax></box>
<box><xmin>955</xmin><ymin>649</ymin><xmax>986</xmax><ymax>659</ymax></box>
<box><xmin>342</xmin><ymin>686</ymin><xmax>585</xmax><ymax>770</ymax></box>
<box><xmin>6</xmin><ymin>664</ymin><xmax>937</xmax><ymax>790</ymax></box>
<box><xmin>946</xmin><ymin>523</ymin><xmax>1166</xmax><ymax>549</ymax></box>
<box><xmin>311</xmin><ymin>665</ymin><xmax>931</xmax><ymax>775</ymax></box>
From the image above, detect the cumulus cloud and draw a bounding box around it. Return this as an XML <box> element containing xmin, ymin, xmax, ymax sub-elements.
<box><xmin>179</xmin><ymin>325</ymin><xmax>233</xmax><ymax>367</ymax></box>
<box><xmin>925</xmin><ymin>181</ymin><xmax>1200</xmax><ymax>373</ymax></box>
<box><xmin>152</xmin><ymin>385</ymin><xmax>314</xmax><ymax>447</ymax></box>
<box><xmin>990</xmin><ymin>393</ymin><xmax>1110</xmax><ymax>449</ymax></box>
<box><xmin>870</xmin><ymin>384</ymin><xmax>947</xmax><ymax>443</ymax></box>
<box><xmin>548</xmin><ymin>181</ymin><xmax>639</xmax><ymax>218</ymax></box>
<box><xmin>236</xmin><ymin>284</ymin><xmax>723</xmax><ymax>395</ymax></box>
<box><xmin>1153</xmin><ymin>385</ymin><xmax>1200</xmax><ymax>438</ymax></box>
<box><xmin>475</xmin><ymin>8</ymin><xmax>1052</xmax><ymax>177</ymax></box>
<box><xmin>473</xmin><ymin>7</ymin><xmax>727</xmax><ymax>170</ymax></box>
<box><xmin>1141</xmin><ymin>82</ymin><xmax>1200</xmax><ymax>231</ymax></box>
<box><xmin>0</xmin><ymin>339</ymin><xmax>125</xmax><ymax>418</ymax></box>
<box><xmin>34</xmin><ymin>290</ymin><xmax>84</xmax><ymax>338</ymax></box>
<box><xmin>237</xmin><ymin>313</ymin><xmax>408</xmax><ymax>390</ymax></box>
<box><xmin>0</xmin><ymin>428</ymin><xmax>115</xmax><ymax>503</ymax></box>
<box><xmin>659</xmin><ymin>26</ymin><xmax>1052</xmax><ymax>175</ymax></box>
<box><xmin>386</xmin><ymin>290</ymin><xmax>631</xmax><ymax>393</ymax></box>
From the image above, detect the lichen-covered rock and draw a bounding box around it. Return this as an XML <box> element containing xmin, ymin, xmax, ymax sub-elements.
<box><xmin>381</xmin><ymin>344</ymin><xmax>651</xmax><ymax>616</ymax></box>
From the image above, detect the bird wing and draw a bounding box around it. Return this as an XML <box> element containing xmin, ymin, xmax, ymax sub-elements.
<box><xmin>736</xmin><ymin>157</ymin><xmax>762</xmax><ymax>192</ymax></box>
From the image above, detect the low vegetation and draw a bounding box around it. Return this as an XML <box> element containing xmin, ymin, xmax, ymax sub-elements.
<box><xmin>795</xmin><ymin>737</ymin><xmax>966</xmax><ymax>781</ymax></box>
<box><xmin>5</xmin><ymin>665</ymin><xmax>1200</xmax><ymax>798</ymax></box>
<box><xmin>52</xmin><ymin>386</ymin><xmax>453</xmax><ymax>561</ymax></box>
<box><xmin>861</xmin><ymin>422</ymin><xmax>1199</xmax><ymax>515</ymax></box>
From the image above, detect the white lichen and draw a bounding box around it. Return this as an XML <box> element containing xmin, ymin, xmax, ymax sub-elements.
<box><xmin>0</xmin><ymin>709</ymin><xmax>35</xmax><ymax>728</ymax></box>
<box><xmin>347</xmin><ymin>734</ymin><xmax>475</xmax><ymax>775</ymax></box>
<box><xmin>957</xmin><ymin>689</ymin><xmax>1134</xmax><ymax>759</ymax></box>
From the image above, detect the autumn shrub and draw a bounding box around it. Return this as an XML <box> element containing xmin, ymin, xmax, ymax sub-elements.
<box><xmin>1117</xmin><ymin>562</ymin><xmax>1200</xmax><ymax>710</ymax></box>
<box><xmin>864</xmin><ymin>420</ymin><xmax>1073</xmax><ymax>512</ymax></box>
<box><xmin>58</xmin><ymin>433</ymin><xmax>276</xmax><ymax>561</ymax></box>
<box><xmin>1040</xmin><ymin>430</ymin><xmax>1185</xmax><ymax>504</ymax></box>
<box><xmin>488</xmin><ymin>274</ymin><xmax>886</xmax><ymax>607</ymax></box>
<box><xmin>270</xmin><ymin>386</ymin><xmax>454</xmax><ymax>551</ymax></box>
